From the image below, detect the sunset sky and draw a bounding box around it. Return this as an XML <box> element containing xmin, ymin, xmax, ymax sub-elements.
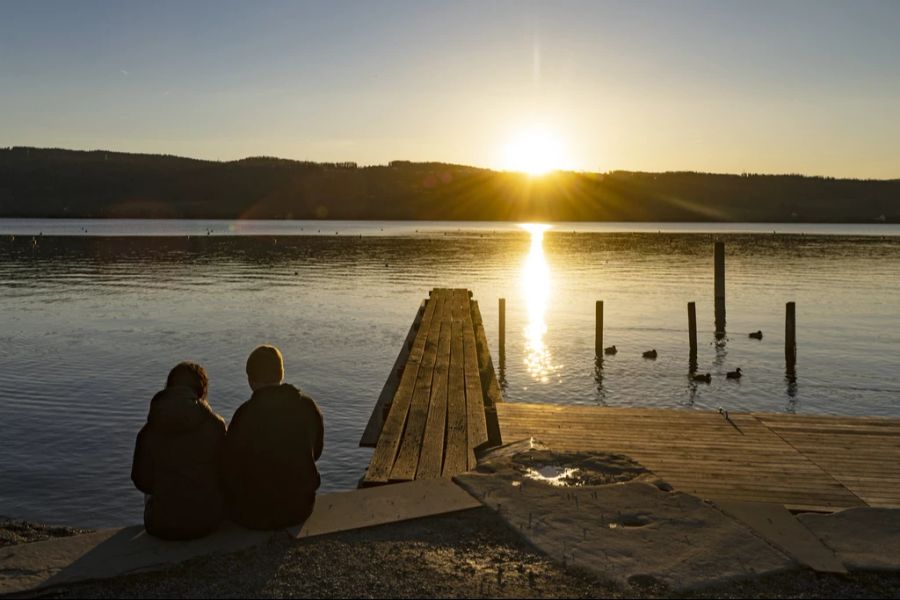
<box><xmin>2</xmin><ymin>0</ymin><xmax>899</xmax><ymax>178</ymax></box>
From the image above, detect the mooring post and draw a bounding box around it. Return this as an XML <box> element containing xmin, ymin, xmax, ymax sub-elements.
<box><xmin>688</xmin><ymin>301</ymin><xmax>698</xmax><ymax>367</ymax></box>
<box><xmin>595</xmin><ymin>300</ymin><xmax>604</xmax><ymax>357</ymax></box>
<box><xmin>714</xmin><ymin>241</ymin><xmax>726</xmax><ymax>338</ymax></box>
<box><xmin>786</xmin><ymin>301</ymin><xmax>796</xmax><ymax>371</ymax></box>
<box><xmin>499</xmin><ymin>297</ymin><xmax>506</xmax><ymax>365</ymax></box>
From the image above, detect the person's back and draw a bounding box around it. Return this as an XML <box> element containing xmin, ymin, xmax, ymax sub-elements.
<box><xmin>224</xmin><ymin>345</ymin><xmax>324</xmax><ymax>530</ymax></box>
<box><xmin>131</xmin><ymin>362</ymin><xmax>226</xmax><ymax>540</ymax></box>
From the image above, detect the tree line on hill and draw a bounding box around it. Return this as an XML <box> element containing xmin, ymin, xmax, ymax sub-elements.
<box><xmin>0</xmin><ymin>147</ymin><xmax>897</xmax><ymax>222</ymax></box>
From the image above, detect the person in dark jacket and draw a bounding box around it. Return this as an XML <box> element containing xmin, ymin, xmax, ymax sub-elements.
<box><xmin>224</xmin><ymin>345</ymin><xmax>324</xmax><ymax>530</ymax></box>
<box><xmin>131</xmin><ymin>362</ymin><xmax>227</xmax><ymax>540</ymax></box>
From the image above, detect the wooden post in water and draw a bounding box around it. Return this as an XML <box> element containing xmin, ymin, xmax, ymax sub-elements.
<box><xmin>595</xmin><ymin>300</ymin><xmax>604</xmax><ymax>357</ymax></box>
<box><xmin>786</xmin><ymin>301</ymin><xmax>797</xmax><ymax>371</ymax></box>
<box><xmin>498</xmin><ymin>297</ymin><xmax>506</xmax><ymax>365</ymax></box>
<box><xmin>688</xmin><ymin>301</ymin><xmax>698</xmax><ymax>368</ymax></box>
<box><xmin>714</xmin><ymin>241</ymin><xmax>726</xmax><ymax>338</ymax></box>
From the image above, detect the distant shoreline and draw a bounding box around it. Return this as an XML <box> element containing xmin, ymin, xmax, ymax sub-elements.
<box><xmin>2</xmin><ymin>216</ymin><xmax>899</xmax><ymax>223</ymax></box>
<box><xmin>2</xmin><ymin>218</ymin><xmax>899</xmax><ymax>239</ymax></box>
<box><xmin>2</xmin><ymin>147</ymin><xmax>897</xmax><ymax>223</ymax></box>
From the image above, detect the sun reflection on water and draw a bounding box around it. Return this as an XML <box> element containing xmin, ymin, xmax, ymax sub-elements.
<box><xmin>520</xmin><ymin>223</ymin><xmax>560</xmax><ymax>384</ymax></box>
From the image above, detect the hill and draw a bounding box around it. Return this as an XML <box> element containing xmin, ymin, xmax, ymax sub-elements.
<box><xmin>0</xmin><ymin>147</ymin><xmax>897</xmax><ymax>222</ymax></box>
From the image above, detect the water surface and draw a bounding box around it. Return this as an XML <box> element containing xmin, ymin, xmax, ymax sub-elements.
<box><xmin>1</xmin><ymin>219</ymin><xmax>898</xmax><ymax>527</ymax></box>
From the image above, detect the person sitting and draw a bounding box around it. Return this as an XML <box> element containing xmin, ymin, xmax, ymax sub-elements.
<box><xmin>131</xmin><ymin>362</ymin><xmax>227</xmax><ymax>540</ymax></box>
<box><xmin>224</xmin><ymin>345</ymin><xmax>324</xmax><ymax>530</ymax></box>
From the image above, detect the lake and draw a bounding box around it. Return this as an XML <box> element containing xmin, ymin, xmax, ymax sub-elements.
<box><xmin>1</xmin><ymin>219</ymin><xmax>898</xmax><ymax>527</ymax></box>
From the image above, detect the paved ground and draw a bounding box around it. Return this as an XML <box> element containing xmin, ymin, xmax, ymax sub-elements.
<box><xmin>8</xmin><ymin>510</ymin><xmax>900</xmax><ymax>599</ymax></box>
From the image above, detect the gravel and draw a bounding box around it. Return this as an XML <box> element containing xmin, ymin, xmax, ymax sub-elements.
<box><xmin>0</xmin><ymin>516</ymin><xmax>91</xmax><ymax>548</ymax></box>
<box><xmin>5</xmin><ymin>509</ymin><xmax>900</xmax><ymax>599</ymax></box>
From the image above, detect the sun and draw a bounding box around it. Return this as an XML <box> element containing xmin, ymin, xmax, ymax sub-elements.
<box><xmin>501</xmin><ymin>127</ymin><xmax>570</xmax><ymax>176</ymax></box>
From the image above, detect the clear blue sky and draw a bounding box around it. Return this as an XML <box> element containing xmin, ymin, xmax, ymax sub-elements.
<box><xmin>2</xmin><ymin>0</ymin><xmax>899</xmax><ymax>177</ymax></box>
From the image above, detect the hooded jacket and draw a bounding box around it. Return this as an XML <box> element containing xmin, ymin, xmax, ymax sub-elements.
<box><xmin>131</xmin><ymin>385</ymin><xmax>227</xmax><ymax>540</ymax></box>
<box><xmin>224</xmin><ymin>383</ymin><xmax>324</xmax><ymax>530</ymax></box>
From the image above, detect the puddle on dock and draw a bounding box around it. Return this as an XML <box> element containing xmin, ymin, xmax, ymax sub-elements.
<box><xmin>522</xmin><ymin>465</ymin><xmax>584</xmax><ymax>487</ymax></box>
<box><xmin>481</xmin><ymin>439</ymin><xmax>663</xmax><ymax>488</ymax></box>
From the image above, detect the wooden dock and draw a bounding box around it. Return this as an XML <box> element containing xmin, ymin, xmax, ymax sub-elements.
<box><xmin>497</xmin><ymin>403</ymin><xmax>900</xmax><ymax>512</ymax></box>
<box><xmin>360</xmin><ymin>288</ymin><xmax>502</xmax><ymax>485</ymax></box>
<box><xmin>361</xmin><ymin>288</ymin><xmax>899</xmax><ymax>512</ymax></box>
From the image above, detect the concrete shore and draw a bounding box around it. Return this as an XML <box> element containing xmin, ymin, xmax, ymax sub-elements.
<box><xmin>3</xmin><ymin>511</ymin><xmax>900</xmax><ymax>599</ymax></box>
<box><xmin>4</xmin><ymin>442</ymin><xmax>900</xmax><ymax>599</ymax></box>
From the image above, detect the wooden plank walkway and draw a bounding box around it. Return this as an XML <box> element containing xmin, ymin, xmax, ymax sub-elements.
<box><xmin>362</xmin><ymin>288</ymin><xmax>500</xmax><ymax>485</ymax></box>
<box><xmin>361</xmin><ymin>288</ymin><xmax>899</xmax><ymax>509</ymax></box>
<box><xmin>497</xmin><ymin>403</ymin><xmax>900</xmax><ymax>512</ymax></box>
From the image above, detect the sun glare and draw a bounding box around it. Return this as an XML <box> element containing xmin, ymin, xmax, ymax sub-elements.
<box><xmin>519</xmin><ymin>223</ymin><xmax>560</xmax><ymax>384</ymax></box>
<box><xmin>502</xmin><ymin>128</ymin><xmax>569</xmax><ymax>176</ymax></box>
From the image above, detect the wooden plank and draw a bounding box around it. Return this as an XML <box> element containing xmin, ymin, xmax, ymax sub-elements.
<box><xmin>497</xmin><ymin>408</ymin><xmax>760</xmax><ymax>422</ymax></box>
<box><xmin>785</xmin><ymin>453</ymin><xmax>900</xmax><ymax>461</ymax></box>
<box><xmin>503</xmin><ymin>420</ymin><xmax>785</xmax><ymax>438</ymax></box>
<box><xmin>613</xmin><ymin>464</ymin><xmax>855</xmax><ymax>478</ymax></box>
<box><xmin>494</xmin><ymin>438</ymin><xmax>808</xmax><ymax>453</ymax></box>
<box><xmin>390</xmin><ymin>296</ymin><xmax>446</xmax><ymax>481</ymax></box>
<box><xmin>766</xmin><ymin>429</ymin><xmax>900</xmax><ymax>440</ymax></box>
<box><xmin>500</xmin><ymin>413</ymin><xmax>764</xmax><ymax>427</ymax></box>
<box><xmin>450</xmin><ymin>291</ymin><xmax>478</xmax><ymax>471</ymax></box>
<box><xmin>783</xmin><ymin>504</ymin><xmax>846</xmax><ymax>514</ymax></box>
<box><xmin>652</xmin><ymin>475</ymin><xmax>860</xmax><ymax>496</ymax></box>
<box><xmin>630</xmin><ymin>468</ymin><xmax>855</xmax><ymax>482</ymax></box>
<box><xmin>763</xmin><ymin>421</ymin><xmax>900</xmax><ymax>431</ymax></box>
<box><xmin>755</xmin><ymin>412</ymin><xmax>900</xmax><ymax>424</ymax></box>
<box><xmin>500</xmin><ymin>403</ymin><xmax>745</xmax><ymax>417</ymax></box>
<box><xmin>661</xmin><ymin>486</ymin><xmax>861</xmax><ymax>505</ymax></box>
<box><xmin>682</xmin><ymin>490</ymin><xmax>855</xmax><ymax>506</ymax></box>
<box><xmin>496</xmin><ymin>427</ymin><xmax>808</xmax><ymax>451</ymax></box>
<box><xmin>493</xmin><ymin>431</ymin><xmax>810</xmax><ymax>451</ymax></box>
<box><xmin>469</xmin><ymin>299</ymin><xmax>503</xmax><ymax>406</ymax></box>
<box><xmin>416</xmin><ymin>320</ymin><xmax>451</xmax><ymax>479</ymax></box>
<box><xmin>856</xmin><ymin>498</ymin><xmax>900</xmax><ymax>506</ymax></box>
<box><xmin>497</xmin><ymin>425</ymin><xmax>786</xmax><ymax>436</ymax></box>
<box><xmin>442</xmin><ymin>290</ymin><xmax>475</xmax><ymax>470</ymax></box>
<box><xmin>497</xmin><ymin>418</ymin><xmax>791</xmax><ymax>435</ymax></box>
<box><xmin>787</xmin><ymin>444</ymin><xmax>900</xmax><ymax>453</ymax></box>
<box><xmin>634</xmin><ymin>466</ymin><xmax>859</xmax><ymax>481</ymax></box>
<box><xmin>821</xmin><ymin>475</ymin><xmax>900</xmax><ymax>483</ymax></box>
<box><xmin>672</xmin><ymin>491</ymin><xmax>857</xmax><ymax>505</ymax></box>
<box><xmin>786</xmin><ymin>456</ymin><xmax>900</xmax><ymax>466</ymax></box>
<box><xmin>766</xmin><ymin>435</ymin><xmax>900</xmax><ymax>448</ymax></box>
<box><xmin>648</xmin><ymin>476</ymin><xmax>859</xmax><ymax>493</ymax></box>
<box><xmin>690</xmin><ymin>494</ymin><xmax>857</xmax><ymax>509</ymax></box>
<box><xmin>495</xmin><ymin>438</ymin><xmax>820</xmax><ymax>463</ymax></box>
<box><xmin>443</xmin><ymin>320</ymin><xmax>468</xmax><ymax>477</ymax></box>
<box><xmin>365</xmin><ymin>298</ymin><xmax>438</xmax><ymax>483</ymax></box>
<box><xmin>470</xmin><ymin>299</ymin><xmax>503</xmax><ymax>448</ymax></box>
<box><xmin>462</xmin><ymin>295</ymin><xmax>489</xmax><ymax>459</ymax></box>
<box><xmin>360</xmin><ymin>300</ymin><xmax>426</xmax><ymax>447</ymax></box>
<box><xmin>695</xmin><ymin>488</ymin><xmax>852</xmax><ymax>503</ymax></box>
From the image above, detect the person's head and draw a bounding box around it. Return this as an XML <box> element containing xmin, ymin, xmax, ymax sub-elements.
<box><xmin>246</xmin><ymin>345</ymin><xmax>284</xmax><ymax>391</ymax></box>
<box><xmin>166</xmin><ymin>361</ymin><xmax>208</xmax><ymax>399</ymax></box>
